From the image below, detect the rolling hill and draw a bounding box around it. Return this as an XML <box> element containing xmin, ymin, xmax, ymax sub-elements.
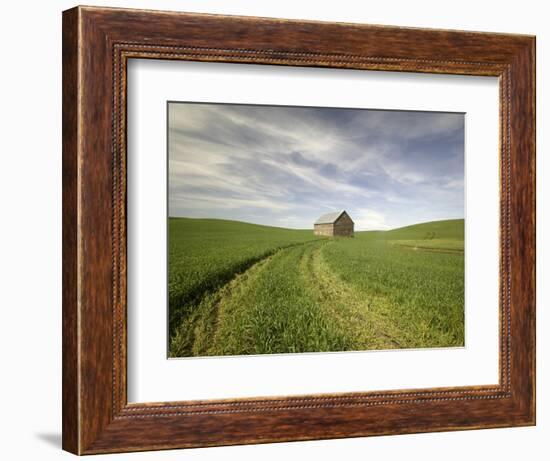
<box><xmin>168</xmin><ymin>217</ymin><xmax>465</xmax><ymax>357</ymax></box>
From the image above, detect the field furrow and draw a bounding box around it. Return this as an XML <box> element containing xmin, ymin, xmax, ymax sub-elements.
<box><xmin>169</xmin><ymin>249</ymin><xmax>279</xmax><ymax>357</ymax></box>
<box><xmin>202</xmin><ymin>240</ymin><xmax>350</xmax><ymax>356</ymax></box>
<box><xmin>168</xmin><ymin>218</ymin><xmax>465</xmax><ymax>357</ymax></box>
<box><xmin>300</xmin><ymin>243</ymin><xmax>413</xmax><ymax>350</ymax></box>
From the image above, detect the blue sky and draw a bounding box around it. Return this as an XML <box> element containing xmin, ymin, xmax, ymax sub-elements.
<box><xmin>168</xmin><ymin>102</ymin><xmax>464</xmax><ymax>231</ymax></box>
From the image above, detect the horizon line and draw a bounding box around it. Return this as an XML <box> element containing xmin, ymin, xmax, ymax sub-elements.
<box><xmin>168</xmin><ymin>215</ymin><xmax>465</xmax><ymax>232</ymax></box>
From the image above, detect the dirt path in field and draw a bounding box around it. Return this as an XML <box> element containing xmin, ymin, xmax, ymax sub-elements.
<box><xmin>170</xmin><ymin>240</ymin><xmax>321</xmax><ymax>356</ymax></box>
<box><xmin>171</xmin><ymin>238</ymin><xmax>411</xmax><ymax>356</ymax></box>
<box><xmin>172</xmin><ymin>246</ymin><xmax>293</xmax><ymax>357</ymax></box>
<box><xmin>190</xmin><ymin>251</ymin><xmax>278</xmax><ymax>356</ymax></box>
<box><xmin>176</xmin><ymin>240</ymin><xmax>325</xmax><ymax>356</ymax></box>
<box><xmin>390</xmin><ymin>243</ymin><xmax>464</xmax><ymax>255</ymax></box>
<box><xmin>299</xmin><ymin>242</ymin><xmax>411</xmax><ymax>350</ymax></box>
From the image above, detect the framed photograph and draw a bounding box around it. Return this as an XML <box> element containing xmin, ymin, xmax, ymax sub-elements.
<box><xmin>62</xmin><ymin>6</ymin><xmax>535</xmax><ymax>455</ymax></box>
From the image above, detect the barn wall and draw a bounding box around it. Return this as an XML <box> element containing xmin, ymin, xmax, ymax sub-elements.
<box><xmin>313</xmin><ymin>212</ymin><xmax>355</xmax><ymax>237</ymax></box>
<box><xmin>333</xmin><ymin>213</ymin><xmax>354</xmax><ymax>237</ymax></box>
<box><xmin>337</xmin><ymin>212</ymin><xmax>354</xmax><ymax>226</ymax></box>
<box><xmin>314</xmin><ymin>224</ymin><xmax>334</xmax><ymax>236</ymax></box>
<box><xmin>333</xmin><ymin>223</ymin><xmax>354</xmax><ymax>237</ymax></box>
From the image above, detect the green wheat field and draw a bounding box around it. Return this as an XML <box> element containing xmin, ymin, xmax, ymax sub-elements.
<box><xmin>168</xmin><ymin>218</ymin><xmax>465</xmax><ymax>357</ymax></box>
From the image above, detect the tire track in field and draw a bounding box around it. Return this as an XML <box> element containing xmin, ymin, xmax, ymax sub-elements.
<box><xmin>171</xmin><ymin>238</ymin><xmax>412</xmax><ymax>357</ymax></box>
<box><xmin>169</xmin><ymin>239</ymin><xmax>320</xmax><ymax>338</ymax></box>
<box><xmin>390</xmin><ymin>243</ymin><xmax>464</xmax><ymax>255</ymax></box>
<box><xmin>169</xmin><ymin>240</ymin><xmax>319</xmax><ymax>357</ymax></box>
<box><xmin>206</xmin><ymin>239</ymin><xmax>350</xmax><ymax>356</ymax></box>
<box><xmin>170</xmin><ymin>247</ymin><xmax>284</xmax><ymax>357</ymax></box>
<box><xmin>299</xmin><ymin>242</ymin><xmax>412</xmax><ymax>350</ymax></box>
<box><xmin>171</xmin><ymin>240</ymin><xmax>325</xmax><ymax>357</ymax></box>
<box><xmin>189</xmin><ymin>250</ymin><xmax>279</xmax><ymax>356</ymax></box>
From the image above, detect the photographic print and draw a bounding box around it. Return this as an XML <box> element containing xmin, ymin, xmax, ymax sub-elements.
<box><xmin>168</xmin><ymin>102</ymin><xmax>465</xmax><ymax>358</ymax></box>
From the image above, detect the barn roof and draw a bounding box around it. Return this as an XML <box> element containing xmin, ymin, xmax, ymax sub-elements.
<box><xmin>314</xmin><ymin>210</ymin><xmax>351</xmax><ymax>225</ymax></box>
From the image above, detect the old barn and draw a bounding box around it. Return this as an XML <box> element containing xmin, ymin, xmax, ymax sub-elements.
<box><xmin>314</xmin><ymin>210</ymin><xmax>354</xmax><ymax>237</ymax></box>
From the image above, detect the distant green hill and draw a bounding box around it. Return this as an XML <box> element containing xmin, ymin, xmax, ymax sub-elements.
<box><xmin>384</xmin><ymin>219</ymin><xmax>464</xmax><ymax>241</ymax></box>
<box><xmin>168</xmin><ymin>217</ymin><xmax>318</xmax><ymax>337</ymax></box>
<box><xmin>168</xmin><ymin>216</ymin><xmax>465</xmax><ymax>357</ymax></box>
<box><xmin>171</xmin><ymin>217</ymin><xmax>310</xmax><ymax>233</ymax></box>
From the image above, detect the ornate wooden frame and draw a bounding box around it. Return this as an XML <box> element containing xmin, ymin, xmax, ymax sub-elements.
<box><xmin>62</xmin><ymin>5</ymin><xmax>536</xmax><ymax>455</ymax></box>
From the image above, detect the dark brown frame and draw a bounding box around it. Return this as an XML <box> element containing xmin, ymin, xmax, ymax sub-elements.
<box><xmin>62</xmin><ymin>5</ymin><xmax>536</xmax><ymax>455</ymax></box>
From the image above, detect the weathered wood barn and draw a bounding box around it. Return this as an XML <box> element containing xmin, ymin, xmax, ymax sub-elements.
<box><xmin>313</xmin><ymin>210</ymin><xmax>354</xmax><ymax>237</ymax></box>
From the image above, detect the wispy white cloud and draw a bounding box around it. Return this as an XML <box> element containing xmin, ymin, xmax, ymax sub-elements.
<box><xmin>168</xmin><ymin>103</ymin><xmax>464</xmax><ymax>230</ymax></box>
<box><xmin>353</xmin><ymin>208</ymin><xmax>391</xmax><ymax>231</ymax></box>
<box><xmin>170</xmin><ymin>192</ymin><xmax>292</xmax><ymax>211</ymax></box>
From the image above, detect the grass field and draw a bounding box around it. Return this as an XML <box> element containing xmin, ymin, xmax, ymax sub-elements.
<box><xmin>168</xmin><ymin>217</ymin><xmax>464</xmax><ymax>357</ymax></box>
